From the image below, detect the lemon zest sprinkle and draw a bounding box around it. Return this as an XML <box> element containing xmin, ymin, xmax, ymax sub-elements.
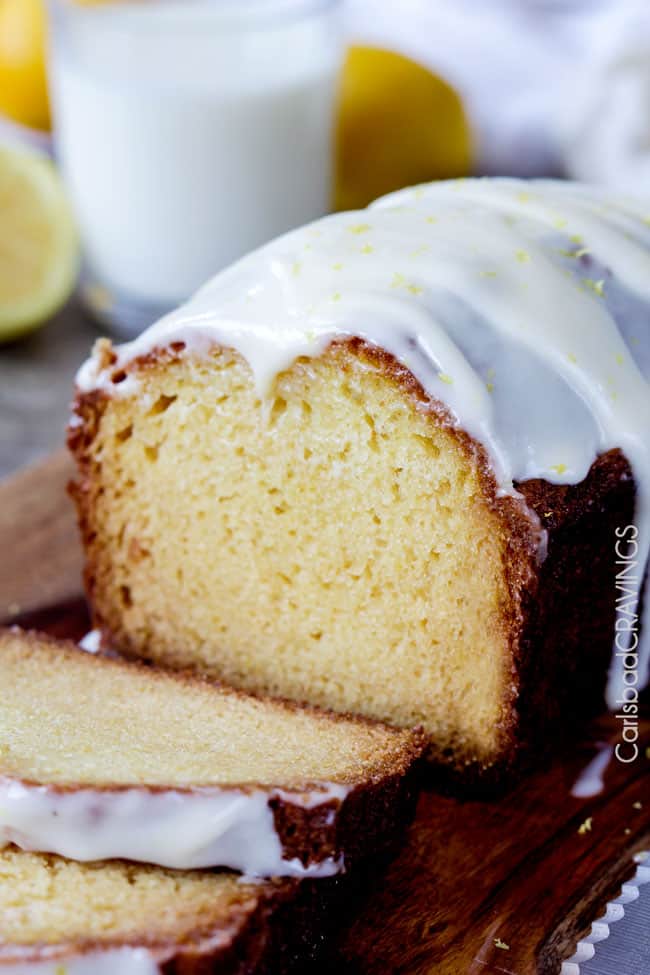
<box><xmin>584</xmin><ymin>278</ymin><xmax>605</xmax><ymax>297</ymax></box>
<box><xmin>578</xmin><ymin>816</ymin><xmax>593</xmax><ymax>835</ymax></box>
<box><xmin>347</xmin><ymin>223</ymin><xmax>371</xmax><ymax>235</ymax></box>
<box><xmin>360</xmin><ymin>244</ymin><xmax>374</xmax><ymax>255</ymax></box>
<box><xmin>551</xmin><ymin>463</ymin><xmax>568</xmax><ymax>475</ymax></box>
<box><xmin>516</xmin><ymin>249</ymin><xmax>530</xmax><ymax>263</ymax></box>
<box><xmin>494</xmin><ymin>938</ymin><xmax>510</xmax><ymax>951</ymax></box>
<box><xmin>438</xmin><ymin>372</ymin><xmax>453</xmax><ymax>385</ymax></box>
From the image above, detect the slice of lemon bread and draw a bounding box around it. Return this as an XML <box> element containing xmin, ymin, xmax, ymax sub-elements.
<box><xmin>0</xmin><ymin>628</ymin><xmax>423</xmax><ymax>874</ymax></box>
<box><xmin>0</xmin><ymin>847</ymin><xmax>329</xmax><ymax>973</ymax></box>
<box><xmin>69</xmin><ymin>178</ymin><xmax>647</xmax><ymax>783</ymax></box>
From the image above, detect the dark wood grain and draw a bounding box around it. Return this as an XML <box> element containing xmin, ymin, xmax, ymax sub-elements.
<box><xmin>335</xmin><ymin>716</ymin><xmax>649</xmax><ymax>975</ymax></box>
<box><xmin>1</xmin><ymin>453</ymin><xmax>648</xmax><ymax>975</ymax></box>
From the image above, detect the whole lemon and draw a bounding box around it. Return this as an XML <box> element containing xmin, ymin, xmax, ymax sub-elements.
<box><xmin>0</xmin><ymin>0</ymin><xmax>50</xmax><ymax>131</ymax></box>
<box><xmin>334</xmin><ymin>46</ymin><xmax>472</xmax><ymax>211</ymax></box>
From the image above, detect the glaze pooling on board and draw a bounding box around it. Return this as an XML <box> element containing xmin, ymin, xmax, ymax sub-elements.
<box><xmin>0</xmin><ymin>778</ymin><xmax>347</xmax><ymax>876</ymax></box>
<box><xmin>570</xmin><ymin>745</ymin><xmax>614</xmax><ymax>799</ymax></box>
<box><xmin>75</xmin><ymin>178</ymin><xmax>650</xmax><ymax>709</ymax></box>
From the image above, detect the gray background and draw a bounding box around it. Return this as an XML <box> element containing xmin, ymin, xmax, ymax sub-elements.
<box><xmin>0</xmin><ymin>301</ymin><xmax>96</xmax><ymax>478</ymax></box>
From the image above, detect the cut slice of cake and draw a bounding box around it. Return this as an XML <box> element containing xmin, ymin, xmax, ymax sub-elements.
<box><xmin>0</xmin><ymin>847</ymin><xmax>331</xmax><ymax>973</ymax></box>
<box><xmin>69</xmin><ymin>178</ymin><xmax>648</xmax><ymax>784</ymax></box>
<box><xmin>0</xmin><ymin>628</ymin><xmax>424</xmax><ymax>874</ymax></box>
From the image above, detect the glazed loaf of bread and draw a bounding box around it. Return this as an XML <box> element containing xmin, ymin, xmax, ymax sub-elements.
<box><xmin>69</xmin><ymin>178</ymin><xmax>649</xmax><ymax>782</ymax></box>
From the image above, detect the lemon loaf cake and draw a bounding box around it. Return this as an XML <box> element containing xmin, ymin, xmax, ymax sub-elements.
<box><xmin>0</xmin><ymin>628</ymin><xmax>423</xmax><ymax>873</ymax></box>
<box><xmin>69</xmin><ymin>178</ymin><xmax>649</xmax><ymax>781</ymax></box>
<box><xmin>0</xmin><ymin>848</ymin><xmax>330</xmax><ymax>974</ymax></box>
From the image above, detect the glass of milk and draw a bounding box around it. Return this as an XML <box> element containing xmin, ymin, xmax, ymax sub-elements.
<box><xmin>47</xmin><ymin>0</ymin><xmax>342</xmax><ymax>337</ymax></box>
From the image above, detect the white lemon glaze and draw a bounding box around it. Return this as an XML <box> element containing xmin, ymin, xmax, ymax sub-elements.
<box><xmin>0</xmin><ymin>949</ymin><xmax>159</xmax><ymax>975</ymax></box>
<box><xmin>75</xmin><ymin>178</ymin><xmax>650</xmax><ymax>710</ymax></box>
<box><xmin>0</xmin><ymin>779</ymin><xmax>347</xmax><ymax>876</ymax></box>
<box><xmin>77</xmin><ymin>630</ymin><xmax>101</xmax><ymax>654</ymax></box>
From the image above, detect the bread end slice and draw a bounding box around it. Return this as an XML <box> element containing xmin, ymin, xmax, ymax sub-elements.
<box><xmin>0</xmin><ymin>628</ymin><xmax>425</xmax><ymax>875</ymax></box>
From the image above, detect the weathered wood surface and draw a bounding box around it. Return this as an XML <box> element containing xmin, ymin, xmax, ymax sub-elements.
<box><xmin>0</xmin><ymin>450</ymin><xmax>82</xmax><ymax>619</ymax></box>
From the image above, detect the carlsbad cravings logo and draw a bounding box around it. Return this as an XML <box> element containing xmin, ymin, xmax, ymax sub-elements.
<box><xmin>613</xmin><ymin>525</ymin><xmax>640</xmax><ymax>764</ymax></box>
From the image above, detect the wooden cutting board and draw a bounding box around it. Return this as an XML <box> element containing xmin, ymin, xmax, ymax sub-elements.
<box><xmin>1</xmin><ymin>451</ymin><xmax>648</xmax><ymax>975</ymax></box>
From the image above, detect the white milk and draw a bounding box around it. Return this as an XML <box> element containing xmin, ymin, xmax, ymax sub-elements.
<box><xmin>47</xmin><ymin>0</ymin><xmax>341</xmax><ymax>325</ymax></box>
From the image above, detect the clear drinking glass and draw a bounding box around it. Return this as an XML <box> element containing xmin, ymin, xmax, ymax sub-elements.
<box><xmin>46</xmin><ymin>0</ymin><xmax>342</xmax><ymax>337</ymax></box>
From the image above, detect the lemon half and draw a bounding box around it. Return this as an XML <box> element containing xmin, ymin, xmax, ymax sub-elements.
<box><xmin>0</xmin><ymin>144</ymin><xmax>78</xmax><ymax>342</ymax></box>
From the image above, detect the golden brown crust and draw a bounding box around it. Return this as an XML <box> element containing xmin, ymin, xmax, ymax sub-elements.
<box><xmin>68</xmin><ymin>337</ymin><xmax>634</xmax><ymax>789</ymax></box>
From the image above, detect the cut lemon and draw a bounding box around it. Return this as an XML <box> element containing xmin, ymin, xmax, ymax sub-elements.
<box><xmin>0</xmin><ymin>144</ymin><xmax>78</xmax><ymax>342</ymax></box>
<box><xmin>334</xmin><ymin>46</ymin><xmax>472</xmax><ymax>212</ymax></box>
